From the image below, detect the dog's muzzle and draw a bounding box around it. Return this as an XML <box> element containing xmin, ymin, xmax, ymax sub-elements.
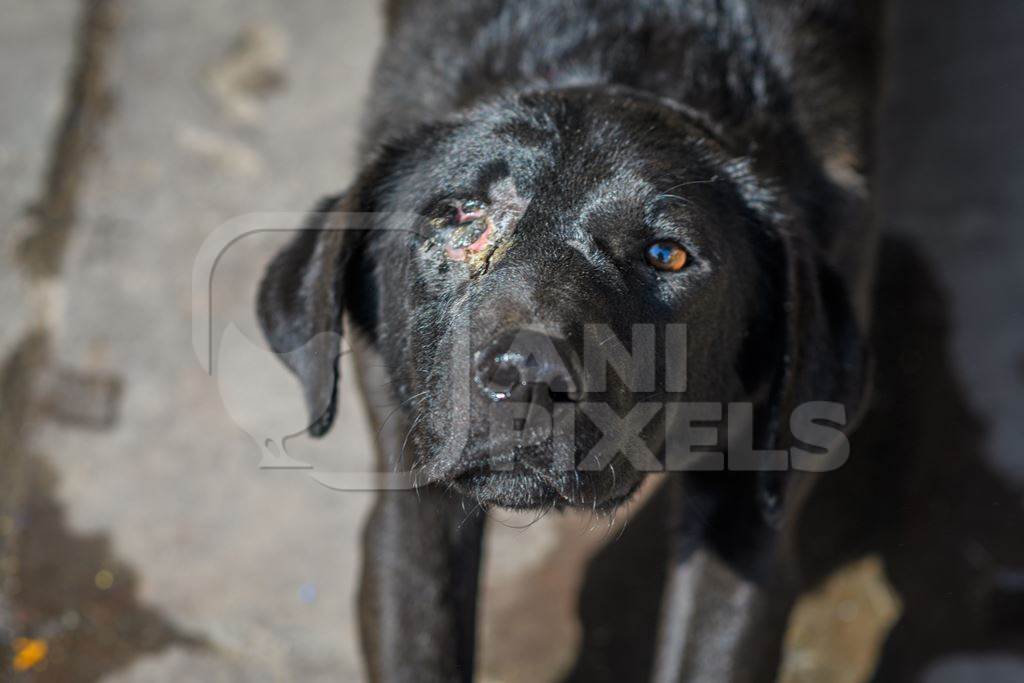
<box><xmin>473</xmin><ymin>329</ymin><xmax>579</xmax><ymax>404</ymax></box>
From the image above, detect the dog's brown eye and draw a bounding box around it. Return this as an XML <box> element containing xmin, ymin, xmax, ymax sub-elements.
<box><xmin>645</xmin><ymin>240</ymin><xmax>688</xmax><ymax>272</ymax></box>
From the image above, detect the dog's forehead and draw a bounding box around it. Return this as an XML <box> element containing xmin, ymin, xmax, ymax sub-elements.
<box><xmin>380</xmin><ymin>96</ymin><xmax>749</xmax><ymax>255</ymax></box>
<box><xmin>435</xmin><ymin>96</ymin><xmax>653</xmax><ymax>163</ymax></box>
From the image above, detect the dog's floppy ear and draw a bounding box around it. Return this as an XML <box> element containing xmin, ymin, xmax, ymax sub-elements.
<box><xmin>770</xmin><ymin>231</ymin><xmax>868</xmax><ymax>435</ymax></box>
<box><xmin>257</xmin><ymin>193</ymin><xmax>359</xmax><ymax>436</ymax></box>
<box><xmin>256</xmin><ymin>130</ymin><xmax>432</xmax><ymax>436</ymax></box>
<box><xmin>757</xmin><ymin>229</ymin><xmax>869</xmax><ymax>520</ymax></box>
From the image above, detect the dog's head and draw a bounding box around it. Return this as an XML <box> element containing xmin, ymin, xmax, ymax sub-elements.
<box><xmin>258</xmin><ymin>88</ymin><xmax>866</xmax><ymax>511</ymax></box>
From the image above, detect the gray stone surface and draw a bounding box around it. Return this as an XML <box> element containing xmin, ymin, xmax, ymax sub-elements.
<box><xmin>878</xmin><ymin>0</ymin><xmax>1024</xmax><ymax>481</ymax></box>
<box><xmin>923</xmin><ymin>655</ymin><xmax>1024</xmax><ymax>683</ymax></box>
<box><xmin>0</xmin><ymin>1</ymin><xmax>578</xmax><ymax>680</ymax></box>
<box><xmin>31</xmin><ymin>1</ymin><xmax>383</xmax><ymax>680</ymax></box>
<box><xmin>0</xmin><ymin>2</ymin><xmax>78</xmax><ymax>672</ymax></box>
<box><xmin>0</xmin><ymin>0</ymin><xmax>77</xmax><ymax>357</ymax></box>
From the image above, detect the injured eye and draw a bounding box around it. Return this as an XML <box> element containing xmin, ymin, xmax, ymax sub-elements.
<box><xmin>645</xmin><ymin>240</ymin><xmax>689</xmax><ymax>272</ymax></box>
<box><xmin>432</xmin><ymin>198</ymin><xmax>486</xmax><ymax>227</ymax></box>
<box><xmin>450</xmin><ymin>199</ymin><xmax>487</xmax><ymax>225</ymax></box>
<box><xmin>424</xmin><ymin>181</ymin><xmax>527</xmax><ymax>276</ymax></box>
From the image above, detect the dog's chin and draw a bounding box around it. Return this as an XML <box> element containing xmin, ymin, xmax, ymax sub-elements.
<box><xmin>424</xmin><ymin>424</ymin><xmax>647</xmax><ymax>510</ymax></box>
<box><xmin>450</xmin><ymin>470</ymin><xmax>567</xmax><ymax>510</ymax></box>
<box><xmin>445</xmin><ymin>456</ymin><xmax>644</xmax><ymax>511</ymax></box>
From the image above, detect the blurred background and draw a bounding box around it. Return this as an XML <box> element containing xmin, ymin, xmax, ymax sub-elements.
<box><xmin>1</xmin><ymin>0</ymin><xmax>1021</xmax><ymax>681</ymax></box>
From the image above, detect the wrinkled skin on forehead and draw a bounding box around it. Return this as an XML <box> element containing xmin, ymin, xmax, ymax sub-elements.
<box><xmin>348</xmin><ymin>89</ymin><xmax>787</xmax><ymax>510</ymax></box>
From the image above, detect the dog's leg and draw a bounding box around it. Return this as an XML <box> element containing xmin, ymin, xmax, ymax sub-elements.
<box><xmin>353</xmin><ymin>343</ymin><xmax>485</xmax><ymax>683</ymax></box>
<box><xmin>651</xmin><ymin>474</ymin><xmax>795</xmax><ymax>683</ymax></box>
<box><xmin>359</xmin><ymin>487</ymin><xmax>485</xmax><ymax>683</ymax></box>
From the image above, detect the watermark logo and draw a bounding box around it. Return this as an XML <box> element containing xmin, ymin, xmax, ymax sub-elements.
<box><xmin>194</xmin><ymin>211</ymin><xmax>850</xmax><ymax>492</ymax></box>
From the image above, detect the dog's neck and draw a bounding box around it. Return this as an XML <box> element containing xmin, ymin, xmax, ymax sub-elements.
<box><xmin>371</xmin><ymin>1</ymin><xmax>802</xmax><ymax>150</ymax></box>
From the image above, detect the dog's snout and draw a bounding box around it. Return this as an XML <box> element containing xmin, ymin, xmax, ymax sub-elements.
<box><xmin>473</xmin><ymin>330</ymin><xmax>578</xmax><ymax>402</ymax></box>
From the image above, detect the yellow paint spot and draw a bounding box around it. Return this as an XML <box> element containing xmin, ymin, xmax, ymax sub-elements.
<box><xmin>95</xmin><ymin>568</ymin><xmax>115</xmax><ymax>590</ymax></box>
<box><xmin>12</xmin><ymin>638</ymin><xmax>48</xmax><ymax>672</ymax></box>
<box><xmin>779</xmin><ymin>555</ymin><xmax>902</xmax><ymax>683</ymax></box>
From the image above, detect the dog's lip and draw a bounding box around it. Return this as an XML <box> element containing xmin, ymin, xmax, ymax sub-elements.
<box><xmin>428</xmin><ymin>452</ymin><xmax>519</xmax><ymax>483</ymax></box>
<box><xmin>428</xmin><ymin>451</ymin><xmax>578</xmax><ymax>498</ymax></box>
<box><xmin>430</xmin><ymin>451</ymin><xmax>645</xmax><ymax>509</ymax></box>
<box><xmin>439</xmin><ymin>453</ymin><xmax>591</xmax><ymax>504</ymax></box>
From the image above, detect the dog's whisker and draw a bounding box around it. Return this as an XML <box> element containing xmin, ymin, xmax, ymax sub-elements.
<box><xmin>399</xmin><ymin>409</ymin><xmax>428</xmax><ymax>470</ymax></box>
<box><xmin>614</xmin><ymin>497</ymin><xmax>632</xmax><ymax>542</ymax></box>
<box><xmin>377</xmin><ymin>391</ymin><xmax>430</xmax><ymax>449</ymax></box>
<box><xmin>603</xmin><ymin>508</ymin><xmax>617</xmax><ymax>541</ymax></box>
<box><xmin>392</xmin><ymin>405</ymin><xmax>429</xmax><ymax>475</ymax></box>
<box><xmin>655</xmin><ymin>193</ymin><xmax>691</xmax><ymax>204</ymax></box>
<box><xmin>457</xmin><ymin>500</ymin><xmax>484</xmax><ymax>532</ymax></box>
<box><xmin>659</xmin><ymin>175</ymin><xmax>721</xmax><ymax>195</ymax></box>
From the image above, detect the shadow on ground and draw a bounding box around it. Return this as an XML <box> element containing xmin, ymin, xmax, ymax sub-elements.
<box><xmin>6</xmin><ymin>454</ymin><xmax>203</xmax><ymax>681</ymax></box>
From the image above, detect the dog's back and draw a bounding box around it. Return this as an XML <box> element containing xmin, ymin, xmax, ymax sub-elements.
<box><xmin>369</xmin><ymin>0</ymin><xmax>879</xmax><ymax>180</ymax></box>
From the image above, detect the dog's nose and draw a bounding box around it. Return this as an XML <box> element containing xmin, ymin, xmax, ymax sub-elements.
<box><xmin>473</xmin><ymin>330</ymin><xmax>577</xmax><ymax>402</ymax></box>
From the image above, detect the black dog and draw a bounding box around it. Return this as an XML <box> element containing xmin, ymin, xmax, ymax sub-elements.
<box><xmin>258</xmin><ymin>0</ymin><xmax>879</xmax><ymax>680</ymax></box>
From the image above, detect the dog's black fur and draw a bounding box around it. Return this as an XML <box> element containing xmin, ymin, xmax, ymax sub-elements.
<box><xmin>258</xmin><ymin>0</ymin><xmax>880</xmax><ymax>680</ymax></box>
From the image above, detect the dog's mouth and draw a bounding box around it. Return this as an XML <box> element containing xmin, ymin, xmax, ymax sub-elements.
<box><xmin>439</xmin><ymin>450</ymin><xmax>571</xmax><ymax>508</ymax></box>
<box><xmin>451</xmin><ymin>469</ymin><xmax>566</xmax><ymax>510</ymax></box>
<box><xmin>450</xmin><ymin>467</ymin><xmax>643</xmax><ymax>511</ymax></box>
<box><xmin>411</xmin><ymin>339</ymin><xmax>652</xmax><ymax>509</ymax></box>
<box><xmin>429</xmin><ymin>442</ymin><xmax>643</xmax><ymax>511</ymax></box>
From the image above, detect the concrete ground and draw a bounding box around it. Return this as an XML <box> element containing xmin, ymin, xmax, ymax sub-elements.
<box><xmin>1</xmin><ymin>1</ymin><xmax>1021</xmax><ymax>682</ymax></box>
<box><xmin>0</xmin><ymin>1</ymin><xmax>593</xmax><ymax>680</ymax></box>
